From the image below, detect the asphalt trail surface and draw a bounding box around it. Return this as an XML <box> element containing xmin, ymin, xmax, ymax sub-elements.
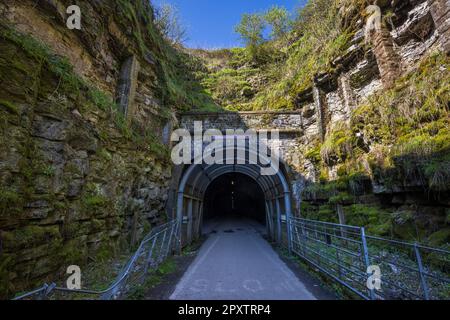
<box><xmin>170</xmin><ymin>218</ymin><xmax>317</xmax><ymax>300</ymax></box>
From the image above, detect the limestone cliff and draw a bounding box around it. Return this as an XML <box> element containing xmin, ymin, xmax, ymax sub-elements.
<box><xmin>193</xmin><ymin>0</ymin><xmax>450</xmax><ymax>248</ymax></box>
<box><xmin>0</xmin><ymin>0</ymin><xmax>204</xmax><ymax>298</ymax></box>
<box><xmin>0</xmin><ymin>0</ymin><xmax>449</xmax><ymax>299</ymax></box>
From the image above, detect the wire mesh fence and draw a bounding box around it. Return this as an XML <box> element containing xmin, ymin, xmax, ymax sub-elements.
<box><xmin>13</xmin><ymin>217</ymin><xmax>450</xmax><ymax>300</ymax></box>
<box><xmin>289</xmin><ymin>217</ymin><xmax>450</xmax><ymax>300</ymax></box>
<box><xmin>13</xmin><ymin>220</ymin><xmax>179</xmax><ymax>300</ymax></box>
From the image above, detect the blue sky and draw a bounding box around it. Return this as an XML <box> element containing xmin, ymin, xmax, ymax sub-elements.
<box><xmin>152</xmin><ymin>0</ymin><xmax>308</xmax><ymax>49</ymax></box>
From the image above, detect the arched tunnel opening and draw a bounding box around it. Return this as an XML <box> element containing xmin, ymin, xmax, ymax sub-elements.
<box><xmin>203</xmin><ymin>173</ymin><xmax>266</xmax><ymax>225</ymax></box>
<box><xmin>175</xmin><ymin>155</ymin><xmax>293</xmax><ymax>247</ymax></box>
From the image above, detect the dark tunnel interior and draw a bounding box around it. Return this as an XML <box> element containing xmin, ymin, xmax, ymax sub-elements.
<box><xmin>203</xmin><ymin>173</ymin><xmax>266</xmax><ymax>224</ymax></box>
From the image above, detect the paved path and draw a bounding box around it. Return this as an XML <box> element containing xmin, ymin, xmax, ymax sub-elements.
<box><xmin>170</xmin><ymin>218</ymin><xmax>317</xmax><ymax>300</ymax></box>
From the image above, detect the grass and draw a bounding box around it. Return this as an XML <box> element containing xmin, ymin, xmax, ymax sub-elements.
<box><xmin>303</xmin><ymin>52</ymin><xmax>450</xmax><ymax>213</ymax></box>
<box><xmin>127</xmin><ymin>258</ymin><xmax>177</xmax><ymax>299</ymax></box>
<box><xmin>320</xmin><ymin>126</ymin><xmax>354</xmax><ymax>166</ymax></box>
<box><xmin>0</xmin><ymin>188</ymin><xmax>23</xmax><ymax>215</ymax></box>
<box><xmin>0</xmin><ymin>25</ymin><xmax>116</xmax><ymax>110</ymax></box>
<box><xmin>276</xmin><ymin>245</ymin><xmax>357</xmax><ymax>300</ymax></box>
<box><xmin>2</xmin><ymin>225</ymin><xmax>61</xmax><ymax>249</ymax></box>
<box><xmin>0</xmin><ymin>100</ymin><xmax>19</xmax><ymax>114</ymax></box>
<box><xmin>194</xmin><ymin>0</ymin><xmax>353</xmax><ymax>111</ymax></box>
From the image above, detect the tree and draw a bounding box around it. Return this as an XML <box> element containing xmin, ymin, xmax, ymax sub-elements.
<box><xmin>264</xmin><ymin>6</ymin><xmax>291</xmax><ymax>40</ymax></box>
<box><xmin>154</xmin><ymin>3</ymin><xmax>187</xmax><ymax>45</ymax></box>
<box><xmin>234</xmin><ymin>13</ymin><xmax>266</xmax><ymax>48</ymax></box>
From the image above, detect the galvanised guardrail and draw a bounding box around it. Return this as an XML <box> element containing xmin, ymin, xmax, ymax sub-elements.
<box><xmin>13</xmin><ymin>220</ymin><xmax>179</xmax><ymax>300</ymax></box>
<box><xmin>14</xmin><ymin>217</ymin><xmax>449</xmax><ymax>300</ymax></box>
<box><xmin>288</xmin><ymin>217</ymin><xmax>450</xmax><ymax>300</ymax></box>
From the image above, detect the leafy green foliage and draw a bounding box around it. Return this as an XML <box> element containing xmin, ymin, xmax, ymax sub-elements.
<box><xmin>264</xmin><ymin>6</ymin><xmax>291</xmax><ymax>40</ymax></box>
<box><xmin>196</xmin><ymin>0</ymin><xmax>352</xmax><ymax>111</ymax></box>
<box><xmin>320</xmin><ymin>125</ymin><xmax>354</xmax><ymax>165</ymax></box>
<box><xmin>154</xmin><ymin>3</ymin><xmax>187</xmax><ymax>44</ymax></box>
<box><xmin>235</xmin><ymin>13</ymin><xmax>266</xmax><ymax>48</ymax></box>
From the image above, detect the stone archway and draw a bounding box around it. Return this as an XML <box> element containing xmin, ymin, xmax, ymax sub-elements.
<box><xmin>175</xmin><ymin>145</ymin><xmax>293</xmax><ymax>250</ymax></box>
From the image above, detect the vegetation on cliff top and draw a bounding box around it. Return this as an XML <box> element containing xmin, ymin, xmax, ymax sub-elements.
<box><xmin>192</xmin><ymin>0</ymin><xmax>354</xmax><ymax>111</ymax></box>
<box><xmin>115</xmin><ymin>0</ymin><xmax>219</xmax><ymax>112</ymax></box>
<box><xmin>188</xmin><ymin>0</ymin><xmax>449</xmax><ymax>247</ymax></box>
<box><xmin>302</xmin><ymin>52</ymin><xmax>450</xmax><ymax>245</ymax></box>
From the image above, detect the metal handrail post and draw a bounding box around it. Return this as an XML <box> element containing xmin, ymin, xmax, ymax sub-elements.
<box><xmin>165</xmin><ymin>222</ymin><xmax>176</xmax><ymax>258</ymax></box>
<box><xmin>361</xmin><ymin>227</ymin><xmax>375</xmax><ymax>300</ymax></box>
<box><xmin>158</xmin><ymin>229</ymin><xmax>168</xmax><ymax>264</ymax></box>
<box><xmin>144</xmin><ymin>237</ymin><xmax>158</xmax><ymax>275</ymax></box>
<box><xmin>414</xmin><ymin>243</ymin><xmax>430</xmax><ymax>300</ymax></box>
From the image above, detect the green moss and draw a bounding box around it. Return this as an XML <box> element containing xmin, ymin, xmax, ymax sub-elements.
<box><xmin>126</xmin><ymin>258</ymin><xmax>177</xmax><ymax>299</ymax></box>
<box><xmin>305</xmin><ymin>144</ymin><xmax>322</xmax><ymax>164</ymax></box>
<box><xmin>301</xmin><ymin>202</ymin><xmax>339</xmax><ymax>223</ymax></box>
<box><xmin>3</xmin><ymin>225</ymin><xmax>61</xmax><ymax>249</ymax></box>
<box><xmin>113</xmin><ymin>112</ymin><xmax>133</xmax><ymax>140</ymax></box>
<box><xmin>390</xmin><ymin>210</ymin><xmax>428</xmax><ymax>241</ymax></box>
<box><xmin>88</xmin><ymin>87</ymin><xmax>114</xmax><ymax>111</ymax></box>
<box><xmin>98</xmin><ymin>148</ymin><xmax>113</xmax><ymax>161</ymax></box>
<box><xmin>0</xmin><ymin>188</ymin><xmax>23</xmax><ymax>216</ymax></box>
<box><xmin>317</xmin><ymin>205</ymin><xmax>339</xmax><ymax>223</ymax></box>
<box><xmin>142</xmin><ymin>220</ymin><xmax>152</xmax><ymax>236</ymax></box>
<box><xmin>0</xmin><ymin>26</ymin><xmax>51</xmax><ymax>62</ymax></box>
<box><xmin>344</xmin><ymin>204</ymin><xmax>392</xmax><ymax>237</ymax></box>
<box><xmin>0</xmin><ymin>100</ymin><xmax>19</xmax><ymax>114</ymax></box>
<box><xmin>2</xmin><ymin>25</ymin><xmax>123</xmax><ymax>115</ymax></box>
<box><xmin>94</xmin><ymin>240</ymin><xmax>116</xmax><ymax>263</ymax></box>
<box><xmin>40</xmin><ymin>165</ymin><xmax>55</xmax><ymax>177</ymax></box>
<box><xmin>350</xmin><ymin>53</ymin><xmax>450</xmax><ymax>191</ymax></box>
<box><xmin>81</xmin><ymin>183</ymin><xmax>110</xmax><ymax>212</ymax></box>
<box><xmin>91</xmin><ymin>219</ymin><xmax>105</xmax><ymax>232</ymax></box>
<box><xmin>300</xmin><ymin>52</ymin><xmax>450</xmax><ymax>201</ymax></box>
<box><xmin>320</xmin><ymin>126</ymin><xmax>354</xmax><ymax>165</ymax></box>
<box><xmin>428</xmin><ymin>228</ymin><xmax>450</xmax><ymax>247</ymax></box>
<box><xmin>0</xmin><ymin>254</ymin><xmax>14</xmax><ymax>299</ymax></box>
<box><xmin>64</xmin><ymin>162</ymin><xmax>82</xmax><ymax>176</ymax></box>
<box><xmin>83</xmin><ymin>195</ymin><xmax>108</xmax><ymax>208</ymax></box>
<box><xmin>425</xmin><ymin>244</ymin><xmax>450</xmax><ymax>272</ymax></box>
<box><xmin>328</xmin><ymin>192</ymin><xmax>354</xmax><ymax>205</ymax></box>
<box><xmin>58</xmin><ymin>239</ymin><xmax>88</xmax><ymax>266</ymax></box>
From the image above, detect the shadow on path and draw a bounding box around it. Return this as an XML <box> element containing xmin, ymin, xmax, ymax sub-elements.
<box><xmin>169</xmin><ymin>217</ymin><xmax>335</xmax><ymax>300</ymax></box>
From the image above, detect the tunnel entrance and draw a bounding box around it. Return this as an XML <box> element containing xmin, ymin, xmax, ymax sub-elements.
<box><xmin>175</xmin><ymin>145</ymin><xmax>293</xmax><ymax>247</ymax></box>
<box><xmin>203</xmin><ymin>173</ymin><xmax>266</xmax><ymax>224</ymax></box>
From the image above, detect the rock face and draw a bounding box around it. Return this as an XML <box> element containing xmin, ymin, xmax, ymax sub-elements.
<box><xmin>0</xmin><ymin>0</ymin><xmax>175</xmax><ymax>298</ymax></box>
<box><xmin>291</xmin><ymin>1</ymin><xmax>450</xmax><ymax>246</ymax></box>
<box><xmin>0</xmin><ymin>0</ymin><xmax>449</xmax><ymax>299</ymax></box>
<box><xmin>429</xmin><ymin>0</ymin><xmax>450</xmax><ymax>53</ymax></box>
<box><xmin>371</xmin><ymin>27</ymin><xmax>402</xmax><ymax>88</ymax></box>
<box><xmin>181</xmin><ymin>0</ymin><xmax>449</xmax><ymax>251</ymax></box>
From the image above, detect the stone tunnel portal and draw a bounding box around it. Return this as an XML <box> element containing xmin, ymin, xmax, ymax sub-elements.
<box><xmin>175</xmin><ymin>146</ymin><xmax>293</xmax><ymax>247</ymax></box>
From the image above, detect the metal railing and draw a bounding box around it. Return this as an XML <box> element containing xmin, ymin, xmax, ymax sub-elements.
<box><xmin>13</xmin><ymin>220</ymin><xmax>180</xmax><ymax>300</ymax></box>
<box><xmin>288</xmin><ymin>217</ymin><xmax>450</xmax><ymax>300</ymax></box>
<box><xmin>13</xmin><ymin>217</ymin><xmax>449</xmax><ymax>300</ymax></box>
